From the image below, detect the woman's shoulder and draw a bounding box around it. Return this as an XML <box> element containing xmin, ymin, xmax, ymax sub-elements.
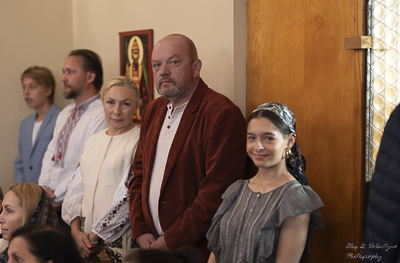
<box><xmin>209</xmin><ymin>180</ymin><xmax>249</xmax><ymax>222</ymax></box>
<box><xmin>225</xmin><ymin>179</ymin><xmax>248</xmax><ymax>192</ymax></box>
<box><xmin>129</xmin><ymin>124</ymin><xmax>141</xmax><ymax>136</ymax></box>
<box><xmin>87</xmin><ymin>126</ymin><xmax>141</xmax><ymax>148</ymax></box>
<box><xmin>280</xmin><ymin>181</ymin><xmax>324</xmax><ymax>214</ymax></box>
<box><xmin>262</xmin><ymin>181</ymin><xmax>324</xmax><ymax>230</ymax></box>
<box><xmin>222</xmin><ymin>179</ymin><xmax>248</xmax><ymax>200</ymax></box>
<box><xmin>285</xmin><ymin>181</ymin><xmax>323</xmax><ymax>201</ymax></box>
<box><xmin>88</xmin><ymin>127</ymin><xmax>109</xmax><ymax>140</ymax></box>
<box><xmin>116</xmin><ymin>125</ymin><xmax>141</xmax><ymax>141</ymax></box>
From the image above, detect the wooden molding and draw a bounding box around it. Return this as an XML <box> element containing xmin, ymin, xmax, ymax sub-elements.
<box><xmin>345</xmin><ymin>36</ymin><xmax>372</xmax><ymax>50</ymax></box>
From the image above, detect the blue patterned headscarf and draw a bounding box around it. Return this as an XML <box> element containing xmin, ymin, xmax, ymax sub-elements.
<box><xmin>0</xmin><ymin>186</ymin><xmax>58</xmax><ymax>263</ymax></box>
<box><xmin>252</xmin><ymin>102</ymin><xmax>308</xmax><ymax>185</ymax></box>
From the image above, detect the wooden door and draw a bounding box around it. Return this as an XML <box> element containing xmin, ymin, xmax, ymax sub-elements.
<box><xmin>247</xmin><ymin>0</ymin><xmax>367</xmax><ymax>262</ymax></box>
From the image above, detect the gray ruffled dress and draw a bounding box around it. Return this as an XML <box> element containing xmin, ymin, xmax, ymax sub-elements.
<box><xmin>206</xmin><ymin>180</ymin><xmax>324</xmax><ymax>263</ymax></box>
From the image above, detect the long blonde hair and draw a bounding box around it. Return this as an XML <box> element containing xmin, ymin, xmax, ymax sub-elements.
<box><xmin>10</xmin><ymin>183</ymin><xmax>42</xmax><ymax>225</ymax></box>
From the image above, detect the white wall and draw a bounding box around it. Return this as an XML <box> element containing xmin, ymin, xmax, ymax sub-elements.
<box><xmin>0</xmin><ymin>0</ymin><xmax>246</xmax><ymax>192</ymax></box>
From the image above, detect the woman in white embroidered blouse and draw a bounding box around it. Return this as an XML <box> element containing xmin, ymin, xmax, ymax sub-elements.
<box><xmin>62</xmin><ymin>76</ymin><xmax>141</xmax><ymax>262</ymax></box>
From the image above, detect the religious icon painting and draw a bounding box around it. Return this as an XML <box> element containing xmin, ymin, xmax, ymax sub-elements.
<box><xmin>119</xmin><ymin>29</ymin><xmax>154</xmax><ymax>123</ymax></box>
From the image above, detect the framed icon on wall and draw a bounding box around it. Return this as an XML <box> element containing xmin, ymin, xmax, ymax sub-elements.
<box><xmin>119</xmin><ymin>29</ymin><xmax>154</xmax><ymax>122</ymax></box>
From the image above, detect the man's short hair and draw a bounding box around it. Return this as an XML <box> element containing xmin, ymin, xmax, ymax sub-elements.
<box><xmin>69</xmin><ymin>49</ymin><xmax>103</xmax><ymax>91</ymax></box>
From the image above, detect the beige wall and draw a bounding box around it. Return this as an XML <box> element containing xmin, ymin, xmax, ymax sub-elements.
<box><xmin>0</xmin><ymin>1</ymin><xmax>73</xmax><ymax>193</ymax></box>
<box><xmin>0</xmin><ymin>1</ymin><xmax>246</xmax><ymax>192</ymax></box>
<box><xmin>71</xmin><ymin>0</ymin><xmax>247</xmax><ymax>107</ymax></box>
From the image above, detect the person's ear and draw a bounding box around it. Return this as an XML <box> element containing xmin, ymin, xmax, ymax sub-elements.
<box><xmin>287</xmin><ymin>133</ymin><xmax>296</xmax><ymax>148</ymax></box>
<box><xmin>193</xmin><ymin>59</ymin><xmax>202</xmax><ymax>77</ymax></box>
<box><xmin>45</xmin><ymin>87</ymin><xmax>52</xmax><ymax>97</ymax></box>
<box><xmin>86</xmin><ymin>72</ymin><xmax>96</xmax><ymax>84</ymax></box>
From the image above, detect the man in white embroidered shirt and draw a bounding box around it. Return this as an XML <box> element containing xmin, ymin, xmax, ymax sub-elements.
<box><xmin>39</xmin><ymin>49</ymin><xmax>109</xmax><ymax>228</ymax></box>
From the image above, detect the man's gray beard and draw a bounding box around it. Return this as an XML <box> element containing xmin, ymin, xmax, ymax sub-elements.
<box><xmin>157</xmin><ymin>85</ymin><xmax>192</xmax><ymax>102</ymax></box>
<box><xmin>157</xmin><ymin>74</ymin><xmax>195</xmax><ymax>103</ymax></box>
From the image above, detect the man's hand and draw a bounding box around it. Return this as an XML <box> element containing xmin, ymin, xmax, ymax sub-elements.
<box><xmin>150</xmin><ymin>236</ymin><xmax>169</xmax><ymax>251</ymax></box>
<box><xmin>43</xmin><ymin>187</ymin><xmax>61</xmax><ymax>211</ymax></box>
<box><xmin>135</xmin><ymin>233</ymin><xmax>156</xmax><ymax>250</ymax></box>
<box><xmin>52</xmin><ymin>202</ymin><xmax>61</xmax><ymax>211</ymax></box>
<box><xmin>43</xmin><ymin>187</ymin><xmax>56</xmax><ymax>199</ymax></box>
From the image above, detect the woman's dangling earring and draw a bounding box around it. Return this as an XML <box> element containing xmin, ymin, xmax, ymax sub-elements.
<box><xmin>285</xmin><ymin>148</ymin><xmax>292</xmax><ymax>159</ymax></box>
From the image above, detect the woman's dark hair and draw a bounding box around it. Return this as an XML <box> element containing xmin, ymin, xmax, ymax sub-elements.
<box><xmin>247</xmin><ymin>109</ymin><xmax>293</xmax><ymax>136</ymax></box>
<box><xmin>124</xmin><ymin>247</ymin><xmax>202</xmax><ymax>263</ymax></box>
<box><xmin>69</xmin><ymin>49</ymin><xmax>103</xmax><ymax>91</ymax></box>
<box><xmin>10</xmin><ymin>225</ymin><xmax>82</xmax><ymax>263</ymax></box>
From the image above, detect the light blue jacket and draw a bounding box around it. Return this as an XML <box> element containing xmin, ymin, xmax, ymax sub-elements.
<box><xmin>14</xmin><ymin>103</ymin><xmax>60</xmax><ymax>183</ymax></box>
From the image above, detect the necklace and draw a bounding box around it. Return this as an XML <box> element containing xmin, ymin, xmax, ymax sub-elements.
<box><xmin>256</xmin><ymin>172</ymin><xmax>290</xmax><ymax>193</ymax></box>
<box><xmin>257</xmin><ymin>177</ymin><xmax>269</xmax><ymax>193</ymax></box>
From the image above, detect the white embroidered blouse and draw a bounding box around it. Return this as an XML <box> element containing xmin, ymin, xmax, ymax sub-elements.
<box><xmin>62</xmin><ymin>126</ymin><xmax>140</xmax><ymax>243</ymax></box>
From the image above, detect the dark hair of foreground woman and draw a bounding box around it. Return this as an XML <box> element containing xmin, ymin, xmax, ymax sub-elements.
<box><xmin>9</xmin><ymin>225</ymin><xmax>82</xmax><ymax>263</ymax></box>
<box><xmin>124</xmin><ymin>247</ymin><xmax>202</xmax><ymax>263</ymax></box>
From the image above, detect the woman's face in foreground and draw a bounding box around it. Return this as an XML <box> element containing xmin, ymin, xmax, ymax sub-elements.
<box><xmin>246</xmin><ymin>117</ymin><xmax>290</xmax><ymax>170</ymax></box>
<box><xmin>8</xmin><ymin>236</ymin><xmax>43</xmax><ymax>263</ymax></box>
<box><xmin>103</xmin><ymin>85</ymin><xmax>138</xmax><ymax>133</ymax></box>
<box><xmin>0</xmin><ymin>191</ymin><xmax>24</xmax><ymax>240</ymax></box>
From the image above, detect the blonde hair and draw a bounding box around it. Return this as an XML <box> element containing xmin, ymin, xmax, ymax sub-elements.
<box><xmin>102</xmin><ymin>76</ymin><xmax>140</xmax><ymax>107</ymax></box>
<box><xmin>10</xmin><ymin>183</ymin><xmax>42</xmax><ymax>225</ymax></box>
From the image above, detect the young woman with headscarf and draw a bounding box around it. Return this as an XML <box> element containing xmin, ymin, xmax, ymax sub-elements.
<box><xmin>206</xmin><ymin>102</ymin><xmax>324</xmax><ymax>263</ymax></box>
